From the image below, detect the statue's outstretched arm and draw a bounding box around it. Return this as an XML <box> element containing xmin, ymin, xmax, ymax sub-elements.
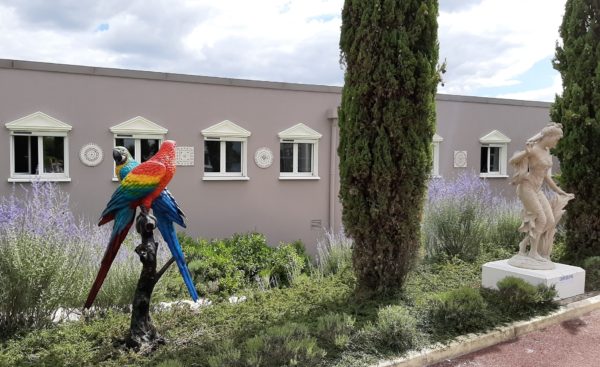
<box><xmin>544</xmin><ymin>171</ymin><xmax>568</xmax><ymax>196</ymax></box>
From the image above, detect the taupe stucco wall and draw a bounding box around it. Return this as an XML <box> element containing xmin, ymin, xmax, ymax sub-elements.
<box><xmin>435</xmin><ymin>95</ymin><xmax>552</xmax><ymax>199</ymax></box>
<box><xmin>0</xmin><ymin>61</ymin><xmax>341</xmax><ymax>255</ymax></box>
<box><xmin>0</xmin><ymin>60</ymin><xmax>553</xmax><ymax>254</ymax></box>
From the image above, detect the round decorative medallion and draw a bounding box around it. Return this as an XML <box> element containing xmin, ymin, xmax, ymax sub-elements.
<box><xmin>254</xmin><ymin>147</ymin><xmax>274</xmax><ymax>169</ymax></box>
<box><xmin>454</xmin><ymin>151</ymin><xmax>467</xmax><ymax>168</ymax></box>
<box><xmin>79</xmin><ymin>143</ymin><xmax>104</xmax><ymax>167</ymax></box>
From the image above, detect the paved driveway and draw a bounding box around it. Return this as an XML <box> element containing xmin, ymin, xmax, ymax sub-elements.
<box><xmin>430</xmin><ymin>309</ymin><xmax>600</xmax><ymax>367</ymax></box>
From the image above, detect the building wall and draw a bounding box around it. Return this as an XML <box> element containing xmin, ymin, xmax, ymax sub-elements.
<box><xmin>0</xmin><ymin>60</ymin><xmax>341</xmax><ymax>255</ymax></box>
<box><xmin>435</xmin><ymin>94</ymin><xmax>552</xmax><ymax>199</ymax></box>
<box><xmin>0</xmin><ymin>60</ymin><xmax>553</xmax><ymax>254</ymax></box>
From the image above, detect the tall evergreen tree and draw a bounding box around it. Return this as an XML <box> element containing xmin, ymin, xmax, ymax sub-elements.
<box><xmin>551</xmin><ymin>0</ymin><xmax>600</xmax><ymax>261</ymax></box>
<box><xmin>338</xmin><ymin>0</ymin><xmax>440</xmax><ymax>295</ymax></box>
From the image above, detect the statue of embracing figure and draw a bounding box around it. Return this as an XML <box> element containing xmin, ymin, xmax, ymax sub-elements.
<box><xmin>507</xmin><ymin>123</ymin><xmax>574</xmax><ymax>270</ymax></box>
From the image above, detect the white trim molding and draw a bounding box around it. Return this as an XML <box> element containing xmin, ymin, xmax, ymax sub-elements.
<box><xmin>201</xmin><ymin>120</ymin><xmax>250</xmax><ymax>180</ymax></box>
<box><xmin>5</xmin><ymin>111</ymin><xmax>72</xmax><ymax>133</ymax></box>
<box><xmin>278</xmin><ymin>123</ymin><xmax>321</xmax><ymax>180</ymax></box>
<box><xmin>5</xmin><ymin>112</ymin><xmax>72</xmax><ymax>182</ymax></box>
<box><xmin>110</xmin><ymin>116</ymin><xmax>168</xmax><ymax>135</ymax></box>
<box><xmin>201</xmin><ymin>120</ymin><xmax>251</xmax><ymax>139</ymax></box>
<box><xmin>479</xmin><ymin>130</ymin><xmax>511</xmax><ymax>177</ymax></box>
<box><xmin>432</xmin><ymin>133</ymin><xmax>443</xmax><ymax>177</ymax></box>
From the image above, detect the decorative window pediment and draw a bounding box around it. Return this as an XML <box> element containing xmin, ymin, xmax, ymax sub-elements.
<box><xmin>433</xmin><ymin>133</ymin><xmax>444</xmax><ymax>143</ymax></box>
<box><xmin>202</xmin><ymin>120</ymin><xmax>251</xmax><ymax>139</ymax></box>
<box><xmin>110</xmin><ymin>116</ymin><xmax>168</xmax><ymax>135</ymax></box>
<box><xmin>5</xmin><ymin>111</ymin><xmax>72</xmax><ymax>133</ymax></box>
<box><xmin>479</xmin><ymin>130</ymin><xmax>511</xmax><ymax>144</ymax></box>
<box><xmin>278</xmin><ymin>123</ymin><xmax>322</xmax><ymax>140</ymax></box>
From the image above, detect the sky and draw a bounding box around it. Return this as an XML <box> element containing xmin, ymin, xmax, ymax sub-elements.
<box><xmin>0</xmin><ymin>0</ymin><xmax>567</xmax><ymax>102</ymax></box>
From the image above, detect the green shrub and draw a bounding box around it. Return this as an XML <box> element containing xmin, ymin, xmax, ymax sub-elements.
<box><xmin>583</xmin><ymin>256</ymin><xmax>600</xmax><ymax>291</ymax></box>
<box><xmin>315</xmin><ymin>312</ymin><xmax>356</xmax><ymax>349</ymax></box>
<box><xmin>429</xmin><ymin>287</ymin><xmax>489</xmax><ymax>335</ymax></box>
<box><xmin>167</xmin><ymin>233</ymin><xmax>310</xmax><ymax>298</ymax></box>
<box><xmin>357</xmin><ymin>305</ymin><xmax>419</xmax><ymax>353</ymax></box>
<box><xmin>488</xmin><ymin>206</ymin><xmax>522</xmax><ymax>253</ymax></box>
<box><xmin>156</xmin><ymin>360</ymin><xmax>185</xmax><ymax>367</ymax></box>
<box><xmin>207</xmin><ymin>322</ymin><xmax>326</xmax><ymax>367</ymax></box>
<box><xmin>496</xmin><ymin>277</ymin><xmax>556</xmax><ymax>314</ymax></box>
<box><xmin>270</xmin><ymin>242</ymin><xmax>309</xmax><ymax>287</ymax></box>
<box><xmin>207</xmin><ymin>340</ymin><xmax>243</xmax><ymax>367</ymax></box>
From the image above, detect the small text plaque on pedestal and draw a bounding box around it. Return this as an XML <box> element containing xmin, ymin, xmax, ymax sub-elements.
<box><xmin>482</xmin><ymin>259</ymin><xmax>585</xmax><ymax>300</ymax></box>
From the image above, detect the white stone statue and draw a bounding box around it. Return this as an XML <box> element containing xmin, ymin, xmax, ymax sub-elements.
<box><xmin>507</xmin><ymin>123</ymin><xmax>574</xmax><ymax>270</ymax></box>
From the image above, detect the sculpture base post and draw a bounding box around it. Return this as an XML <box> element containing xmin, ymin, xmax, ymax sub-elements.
<box><xmin>482</xmin><ymin>259</ymin><xmax>585</xmax><ymax>300</ymax></box>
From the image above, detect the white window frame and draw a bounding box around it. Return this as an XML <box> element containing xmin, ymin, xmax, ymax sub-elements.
<box><xmin>432</xmin><ymin>133</ymin><xmax>443</xmax><ymax>177</ymax></box>
<box><xmin>278</xmin><ymin>123</ymin><xmax>322</xmax><ymax>180</ymax></box>
<box><xmin>5</xmin><ymin>112</ymin><xmax>71</xmax><ymax>182</ymax></box>
<box><xmin>201</xmin><ymin>120</ymin><xmax>250</xmax><ymax>181</ymax></box>
<box><xmin>110</xmin><ymin>116</ymin><xmax>167</xmax><ymax>181</ymax></box>
<box><xmin>479</xmin><ymin>130</ymin><xmax>510</xmax><ymax>178</ymax></box>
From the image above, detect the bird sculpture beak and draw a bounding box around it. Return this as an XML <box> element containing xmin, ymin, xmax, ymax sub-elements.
<box><xmin>113</xmin><ymin>148</ymin><xmax>125</xmax><ymax>164</ymax></box>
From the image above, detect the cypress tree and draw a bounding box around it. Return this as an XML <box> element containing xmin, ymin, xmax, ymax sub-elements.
<box><xmin>338</xmin><ymin>0</ymin><xmax>440</xmax><ymax>295</ymax></box>
<box><xmin>551</xmin><ymin>0</ymin><xmax>600</xmax><ymax>261</ymax></box>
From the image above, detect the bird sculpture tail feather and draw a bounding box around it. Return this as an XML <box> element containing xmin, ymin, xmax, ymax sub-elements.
<box><xmin>84</xmin><ymin>208</ymin><xmax>135</xmax><ymax>309</ymax></box>
<box><xmin>156</xmin><ymin>219</ymin><xmax>199</xmax><ymax>302</ymax></box>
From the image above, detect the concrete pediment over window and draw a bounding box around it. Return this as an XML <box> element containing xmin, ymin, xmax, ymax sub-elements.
<box><xmin>110</xmin><ymin>116</ymin><xmax>168</xmax><ymax>135</ymax></box>
<box><xmin>5</xmin><ymin>111</ymin><xmax>72</xmax><ymax>132</ymax></box>
<box><xmin>202</xmin><ymin>120</ymin><xmax>251</xmax><ymax>138</ymax></box>
<box><xmin>433</xmin><ymin>133</ymin><xmax>444</xmax><ymax>143</ymax></box>
<box><xmin>479</xmin><ymin>130</ymin><xmax>511</xmax><ymax>144</ymax></box>
<box><xmin>278</xmin><ymin>123</ymin><xmax>322</xmax><ymax>140</ymax></box>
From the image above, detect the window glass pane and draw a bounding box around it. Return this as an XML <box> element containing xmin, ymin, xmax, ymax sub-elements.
<box><xmin>298</xmin><ymin>143</ymin><xmax>313</xmax><ymax>173</ymax></box>
<box><xmin>480</xmin><ymin>146</ymin><xmax>488</xmax><ymax>173</ymax></box>
<box><xmin>115</xmin><ymin>138</ymin><xmax>136</xmax><ymax>159</ymax></box>
<box><xmin>43</xmin><ymin>136</ymin><xmax>64</xmax><ymax>173</ymax></box>
<box><xmin>141</xmin><ymin>139</ymin><xmax>159</xmax><ymax>162</ymax></box>
<box><xmin>489</xmin><ymin>147</ymin><xmax>500</xmax><ymax>172</ymax></box>
<box><xmin>204</xmin><ymin>140</ymin><xmax>220</xmax><ymax>172</ymax></box>
<box><xmin>280</xmin><ymin>143</ymin><xmax>293</xmax><ymax>173</ymax></box>
<box><xmin>225</xmin><ymin>141</ymin><xmax>242</xmax><ymax>173</ymax></box>
<box><xmin>14</xmin><ymin>136</ymin><xmax>38</xmax><ymax>174</ymax></box>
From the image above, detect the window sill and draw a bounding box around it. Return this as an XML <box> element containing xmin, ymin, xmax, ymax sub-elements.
<box><xmin>8</xmin><ymin>177</ymin><xmax>71</xmax><ymax>183</ymax></box>
<box><xmin>479</xmin><ymin>174</ymin><xmax>509</xmax><ymax>178</ymax></box>
<box><xmin>203</xmin><ymin>176</ymin><xmax>250</xmax><ymax>181</ymax></box>
<box><xmin>279</xmin><ymin>176</ymin><xmax>320</xmax><ymax>180</ymax></box>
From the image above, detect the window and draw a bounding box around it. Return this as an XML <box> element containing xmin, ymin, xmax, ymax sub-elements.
<box><xmin>432</xmin><ymin>133</ymin><xmax>443</xmax><ymax>177</ymax></box>
<box><xmin>5</xmin><ymin>112</ymin><xmax>72</xmax><ymax>182</ymax></box>
<box><xmin>201</xmin><ymin>120</ymin><xmax>251</xmax><ymax>180</ymax></box>
<box><xmin>278</xmin><ymin>123</ymin><xmax>322</xmax><ymax>179</ymax></box>
<box><xmin>114</xmin><ymin>137</ymin><xmax>161</xmax><ymax>163</ymax></box>
<box><xmin>110</xmin><ymin>116</ymin><xmax>167</xmax><ymax>179</ymax></box>
<box><xmin>479</xmin><ymin>130</ymin><xmax>511</xmax><ymax>177</ymax></box>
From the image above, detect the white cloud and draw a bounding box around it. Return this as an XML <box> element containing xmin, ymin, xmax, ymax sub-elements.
<box><xmin>0</xmin><ymin>0</ymin><xmax>568</xmax><ymax>100</ymax></box>
<box><xmin>437</xmin><ymin>0</ymin><xmax>565</xmax><ymax>95</ymax></box>
<box><xmin>496</xmin><ymin>74</ymin><xmax>562</xmax><ymax>102</ymax></box>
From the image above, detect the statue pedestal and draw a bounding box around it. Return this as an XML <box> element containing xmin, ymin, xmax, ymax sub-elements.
<box><xmin>482</xmin><ymin>259</ymin><xmax>585</xmax><ymax>300</ymax></box>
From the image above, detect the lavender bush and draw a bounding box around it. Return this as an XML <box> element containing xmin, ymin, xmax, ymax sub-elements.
<box><xmin>316</xmin><ymin>228</ymin><xmax>353</xmax><ymax>277</ymax></box>
<box><xmin>0</xmin><ymin>182</ymin><xmax>141</xmax><ymax>335</ymax></box>
<box><xmin>423</xmin><ymin>172</ymin><xmax>521</xmax><ymax>262</ymax></box>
